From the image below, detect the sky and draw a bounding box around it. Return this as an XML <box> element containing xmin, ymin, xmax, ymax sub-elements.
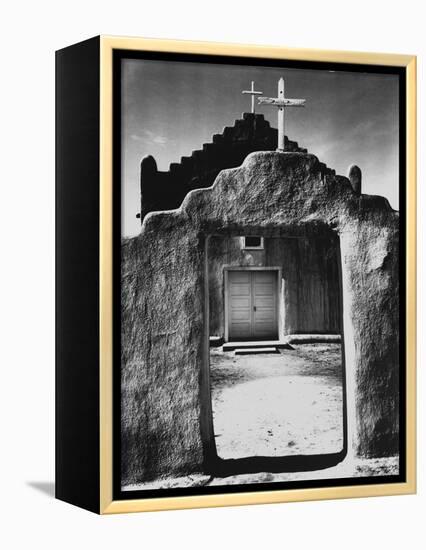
<box><xmin>121</xmin><ymin>58</ymin><xmax>399</xmax><ymax>237</ymax></box>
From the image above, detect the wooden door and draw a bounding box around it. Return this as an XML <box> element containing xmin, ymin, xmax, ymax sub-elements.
<box><xmin>228</xmin><ymin>270</ymin><xmax>278</xmax><ymax>341</ymax></box>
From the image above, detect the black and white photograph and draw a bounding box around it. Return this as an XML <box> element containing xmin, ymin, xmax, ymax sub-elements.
<box><xmin>116</xmin><ymin>53</ymin><xmax>405</xmax><ymax>497</ymax></box>
<box><xmin>2</xmin><ymin>0</ymin><xmax>423</xmax><ymax>541</ymax></box>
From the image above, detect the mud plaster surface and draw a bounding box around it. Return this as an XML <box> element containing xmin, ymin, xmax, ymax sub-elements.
<box><xmin>121</xmin><ymin>151</ymin><xmax>399</xmax><ymax>484</ymax></box>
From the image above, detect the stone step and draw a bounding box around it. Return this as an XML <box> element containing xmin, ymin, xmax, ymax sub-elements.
<box><xmin>209</xmin><ymin>336</ymin><xmax>224</xmax><ymax>347</ymax></box>
<box><xmin>212</xmin><ymin>134</ymin><xmax>224</xmax><ymax>144</ymax></box>
<box><xmin>287</xmin><ymin>334</ymin><xmax>341</xmax><ymax>344</ymax></box>
<box><xmin>234</xmin><ymin>347</ymin><xmax>279</xmax><ymax>355</ymax></box>
<box><xmin>223</xmin><ymin>340</ymin><xmax>291</xmax><ymax>352</ymax></box>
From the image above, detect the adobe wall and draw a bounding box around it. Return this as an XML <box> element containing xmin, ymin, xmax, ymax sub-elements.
<box><xmin>139</xmin><ymin>113</ymin><xmax>311</xmax><ymax>219</ymax></box>
<box><xmin>208</xmin><ymin>235</ymin><xmax>341</xmax><ymax>338</ymax></box>
<box><xmin>121</xmin><ymin>151</ymin><xmax>399</xmax><ymax>485</ymax></box>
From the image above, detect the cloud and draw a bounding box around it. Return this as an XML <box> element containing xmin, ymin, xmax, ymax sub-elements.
<box><xmin>152</xmin><ymin>135</ymin><xmax>168</xmax><ymax>145</ymax></box>
<box><xmin>131</xmin><ymin>130</ymin><xmax>168</xmax><ymax>147</ymax></box>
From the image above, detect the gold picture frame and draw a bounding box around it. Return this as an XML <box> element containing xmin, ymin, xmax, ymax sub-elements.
<box><xmin>56</xmin><ymin>35</ymin><xmax>416</xmax><ymax>514</ymax></box>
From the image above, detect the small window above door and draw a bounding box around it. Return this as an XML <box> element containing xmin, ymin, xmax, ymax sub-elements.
<box><xmin>241</xmin><ymin>236</ymin><xmax>264</xmax><ymax>250</ymax></box>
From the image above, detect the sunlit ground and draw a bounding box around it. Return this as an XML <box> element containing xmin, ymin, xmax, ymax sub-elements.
<box><xmin>122</xmin><ymin>344</ymin><xmax>398</xmax><ymax>492</ymax></box>
<box><xmin>210</xmin><ymin>344</ymin><xmax>344</xmax><ymax>459</ymax></box>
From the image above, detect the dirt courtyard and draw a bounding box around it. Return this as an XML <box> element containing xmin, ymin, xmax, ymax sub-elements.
<box><xmin>122</xmin><ymin>343</ymin><xmax>399</xmax><ymax>492</ymax></box>
<box><xmin>210</xmin><ymin>343</ymin><xmax>344</xmax><ymax>460</ymax></box>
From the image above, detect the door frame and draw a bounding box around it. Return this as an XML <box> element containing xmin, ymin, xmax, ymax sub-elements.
<box><xmin>223</xmin><ymin>266</ymin><xmax>283</xmax><ymax>343</ymax></box>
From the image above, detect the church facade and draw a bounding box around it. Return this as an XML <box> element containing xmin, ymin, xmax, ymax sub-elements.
<box><xmin>138</xmin><ymin>114</ymin><xmax>347</xmax><ymax>343</ymax></box>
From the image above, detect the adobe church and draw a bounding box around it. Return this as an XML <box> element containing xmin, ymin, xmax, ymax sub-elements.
<box><xmin>121</xmin><ymin>80</ymin><xmax>399</xmax><ymax>485</ymax></box>
<box><xmin>137</xmin><ymin>114</ymin><xmax>343</xmax><ymax>342</ymax></box>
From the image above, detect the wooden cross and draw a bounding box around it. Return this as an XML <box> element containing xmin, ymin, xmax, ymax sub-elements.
<box><xmin>258</xmin><ymin>77</ymin><xmax>306</xmax><ymax>151</ymax></box>
<box><xmin>242</xmin><ymin>81</ymin><xmax>263</xmax><ymax>113</ymax></box>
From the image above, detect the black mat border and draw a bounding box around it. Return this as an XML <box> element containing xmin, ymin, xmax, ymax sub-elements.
<box><xmin>112</xmin><ymin>48</ymin><xmax>407</xmax><ymax>502</ymax></box>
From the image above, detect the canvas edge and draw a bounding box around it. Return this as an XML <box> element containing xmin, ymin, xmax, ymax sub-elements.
<box><xmin>98</xmin><ymin>36</ymin><xmax>417</xmax><ymax>515</ymax></box>
<box><xmin>55</xmin><ymin>35</ymin><xmax>101</xmax><ymax>514</ymax></box>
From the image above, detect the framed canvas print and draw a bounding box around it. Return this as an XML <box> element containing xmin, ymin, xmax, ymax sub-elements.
<box><xmin>55</xmin><ymin>36</ymin><xmax>416</xmax><ymax>514</ymax></box>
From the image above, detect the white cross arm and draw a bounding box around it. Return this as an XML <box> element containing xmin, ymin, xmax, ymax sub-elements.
<box><xmin>258</xmin><ymin>97</ymin><xmax>306</xmax><ymax>107</ymax></box>
<box><xmin>242</xmin><ymin>90</ymin><xmax>263</xmax><ymax>95</ymax></box>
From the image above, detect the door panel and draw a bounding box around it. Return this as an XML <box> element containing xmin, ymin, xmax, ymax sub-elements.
<box><xmin>228</xmin><ymin>270</ymin><xmax>278</xmax><ymax>341</ymax></box>
<box><xmin>228</xmin><ymin>271</ymin><xmax>252</xmax><ymax>339</ymax></box>
<box><xmin>253</xmin><ymin>271</ymin><xmax>277</xmax><ymax>339</ymax></box>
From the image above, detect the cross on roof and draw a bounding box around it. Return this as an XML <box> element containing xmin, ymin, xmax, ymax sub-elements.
<box><xmin>258</xmin><ymin>77</ymin><xmax>306</xmax><ymax>151</ymax></box>
<box><xmin>242</xmin><ymin>81</ymin><xmax>263</xmax><ymax>113</ymax></box>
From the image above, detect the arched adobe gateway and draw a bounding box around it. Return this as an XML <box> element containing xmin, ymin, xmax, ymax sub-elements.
<box><xmin>121</xmin><ymin>151</ymin><xmax>399</xmax><ymax>485</ymax></box>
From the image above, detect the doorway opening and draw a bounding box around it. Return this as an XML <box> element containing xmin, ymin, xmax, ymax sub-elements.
<box><xmin>206</xmin><ymin>233</ymin><xmax>347</xmax><ymax>474</ymax></box>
